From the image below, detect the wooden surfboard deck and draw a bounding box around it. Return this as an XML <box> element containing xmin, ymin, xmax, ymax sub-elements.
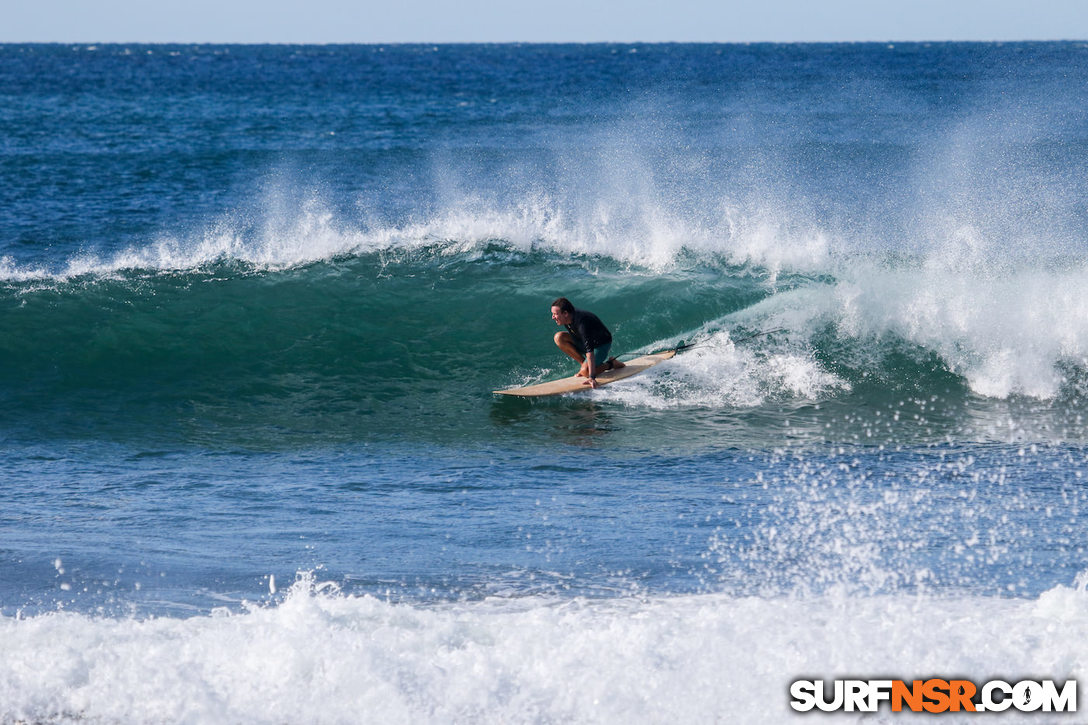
<box><xmin>493</xmin><ymin>350</ymin><xmax>677</xmax><ymax>397</ymax></box>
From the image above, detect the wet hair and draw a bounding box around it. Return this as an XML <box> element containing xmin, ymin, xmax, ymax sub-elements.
<box><xmin>551</xmin><ymin>297</ymin><xmax>574</xmax><ymax>313</ymax></box>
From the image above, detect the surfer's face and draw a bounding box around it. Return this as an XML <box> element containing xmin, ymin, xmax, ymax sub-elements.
<box><xmin>551</xmin><ymin>306</ymin><xmax>572</xmax><ymax>326</ymax></box>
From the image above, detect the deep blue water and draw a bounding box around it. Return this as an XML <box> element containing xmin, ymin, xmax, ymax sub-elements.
<box><xmin>3</xmin><ymin>43</ymin><xmax>1088</xmax><ymax>722</ymax></box>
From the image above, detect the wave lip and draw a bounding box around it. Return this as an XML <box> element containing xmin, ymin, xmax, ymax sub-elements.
<box><xmin>0</xmin><ymin>191</ymin><xmax>841</xmax><ymax>283</ymax></box>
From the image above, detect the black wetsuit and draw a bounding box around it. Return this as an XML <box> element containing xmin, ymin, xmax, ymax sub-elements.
<box><xmin>565</xmin><ymin>308</ymin><xmax>612</xmax><ymax>355</ymax></box>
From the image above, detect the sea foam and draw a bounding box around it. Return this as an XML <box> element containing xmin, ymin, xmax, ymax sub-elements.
<box><xmin>2</xmin><ymin>572</ymin><xmax>1086</xmax><ymax>724</ymax></box>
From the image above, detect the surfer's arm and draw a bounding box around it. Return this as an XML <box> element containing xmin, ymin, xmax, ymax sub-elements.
<box><xmin>584</xmin><ymin>350</ymin><xmax>599</xmax><ymax>388</ymax></box>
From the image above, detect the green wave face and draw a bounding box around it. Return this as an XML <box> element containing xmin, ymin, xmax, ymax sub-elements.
<box><xmin>4</xmin><ymin>243</ymin><xmax>1087</xmax><ymax>450</ymax></box>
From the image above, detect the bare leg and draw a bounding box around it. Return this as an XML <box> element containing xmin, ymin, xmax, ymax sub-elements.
<box><xmin>554</xmin><ymin>332</ymin><xmax>589</xmax><ymax>376</ymax></box>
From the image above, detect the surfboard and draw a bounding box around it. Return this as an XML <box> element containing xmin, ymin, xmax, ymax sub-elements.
<box><xmin>493</xmin><ymin>349</ymin><xmax>677</xmax><ymax>397</ymax></box>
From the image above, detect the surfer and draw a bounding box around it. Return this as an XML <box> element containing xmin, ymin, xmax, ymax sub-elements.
<box><xmin>550</xmin><ymin>297</ymin><xmax>625</xmax><ymax>388</ymax></box>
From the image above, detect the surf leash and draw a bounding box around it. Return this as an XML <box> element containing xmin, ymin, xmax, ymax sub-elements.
<box><xmin>642</xmin><ymin>327</ymin><xmax>788</xmax><ymax>357</ymax></box>
<box><xmin>730</xmin><ymin>327</ymin><xmax>787</xmax><ymax>345</ymax></box>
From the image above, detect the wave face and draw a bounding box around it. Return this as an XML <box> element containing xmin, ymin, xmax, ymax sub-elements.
<box><xmin>5</xmin><ymin>214</ymin><xmax>1088</xmax><ymax>449</ymax></box>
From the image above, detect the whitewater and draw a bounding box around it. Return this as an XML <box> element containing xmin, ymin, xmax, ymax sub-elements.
<box><xmin>3</xmin><ymin>42</ymin><xmax>1088</xmax><ymax>722</ymax></box>
<box><xmin>4</xmin><ymin>573</ymin><xmax>1088</xmax><ymax>723</ymax></box>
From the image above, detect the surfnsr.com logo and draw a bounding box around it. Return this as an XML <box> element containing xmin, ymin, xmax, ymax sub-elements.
<box><xmin>790</xmin><ymin>679</ymin><xmax>1077</xmax><ymax>714</ymax></box>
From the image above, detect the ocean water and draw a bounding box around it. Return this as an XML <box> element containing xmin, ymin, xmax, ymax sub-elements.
<box><xmin>2</xmin><ymin>42</ymin><xmax>1088</xmax><ymax>722</ymax></box>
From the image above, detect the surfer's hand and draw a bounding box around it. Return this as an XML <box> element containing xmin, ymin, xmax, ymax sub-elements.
<box><xmin>586</xmin><ymin>378</ymin><xmax>599</xmax><ymax>389</ymax></box>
